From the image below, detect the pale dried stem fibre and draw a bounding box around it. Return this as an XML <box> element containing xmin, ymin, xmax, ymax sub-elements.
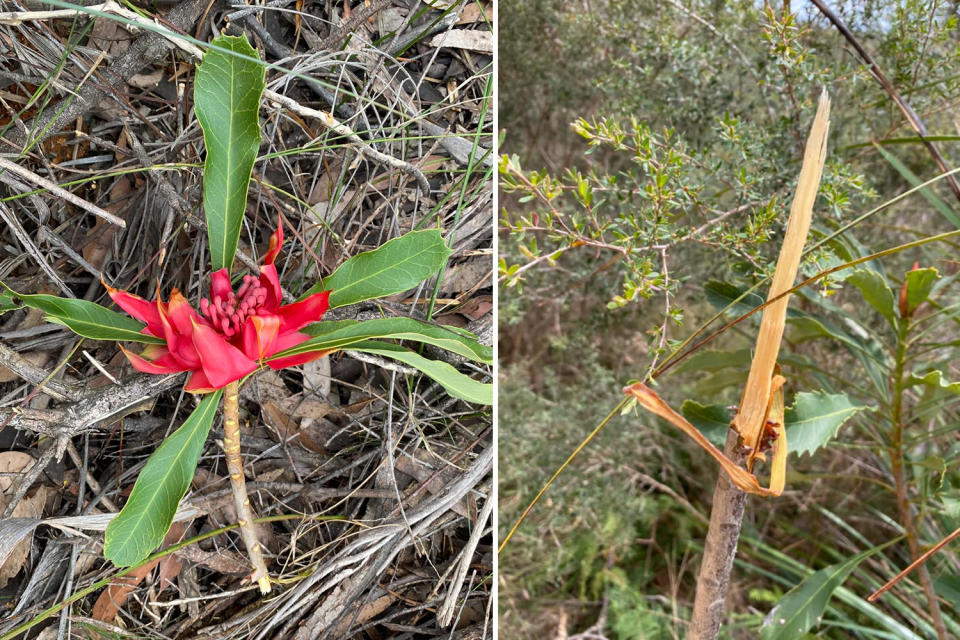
<box><xmin>733</xmin><ymin>91</ymin><xmax>831</xmax><ymax>458</ymax></box>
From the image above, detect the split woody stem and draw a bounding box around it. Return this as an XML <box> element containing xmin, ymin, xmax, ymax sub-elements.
<box><xmin>688</xmin><ymin>91</ymin><xmax>830</xmax><ymax>638</ymax></box>
<box><xmin>222</xmin><ymin>380</ymin><xmax>271</xmax><ymax>593</ymax></box>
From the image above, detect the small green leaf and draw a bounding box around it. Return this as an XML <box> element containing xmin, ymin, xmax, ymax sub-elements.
<box><xmin>846</xmin><ymin>269</ymin><xmax>896</xmax><ymax>326</ymax></box>
<box><xmin>905</xmin><ymin>369</ymin><xmax>960</xmax><ymax>393</ymax></box>
<box><xmin>104</xmin><ymin>390</ymin><xmax>222</xmax><ymax>567</ymax></box>
<box><xmin>785</xmin><ymin>391</ymin><xmax>868</xmax><ymax>457</ymax></box>
<box><xmin>280</xmin><ymin>317</ymin><xmax>492</xmax><ymax>363</ymax></box>
<box><xmin>195</xmin><ymin>34</ymin><xmax>265</xmax><ymax>272</ymax></box>
<box><xmin>0</xmin><ymin>282</ymin><xmax>163</xmax><ymax>344</ymax></box>
<box><xmin>904</xmin><ymin>267</ymin><xmax>939</xmax><ymax>313</ymax></box>
<box><xmin>347</xmin><ymin>340</ymin><xmax>491</xmax><ymax>404</ymax></box>
<box><xmin>761</xmin><ymin>546</ymin><xmax>882</xmax><ymax>640</ymax></box>
<box><xmin>305</xmin><ymin>230</ymin><xmax>452</xmax><ymax>308</ymax></box>
<box><xmin>679</xmin><ymin>400</ymin><xmax>730</xmax><ymax>447</ymax></box>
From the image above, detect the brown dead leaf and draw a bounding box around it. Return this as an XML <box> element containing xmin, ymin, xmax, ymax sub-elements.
<box><xmin>92</xmin><ymin>522</ymin><xmax>186</xmax><ymax>622</ymax></box>
<box><xmin>0</xmin><ymin>452</ymin><xmax>48</xmax><ymax>588</ymax></box>
<box><xmin>395</xmin><ymin>450</ymin><xmax>473</xmax><ymax>517</ymax></box>
<box><xmin>456</xmin><ymin>295</ymin><xmax>493</xmax><ymax>321</ymax></box>
<box><xmin>263</xmin><ymin>401</ymin><xmax>326</xmax><ymax>454</ymax></box>
<box><xmin>429</xmin><ymin>29</ymin><xmax>494</xmax><ymax>54</ymax></box>
<box><xmin>438</xmin><ymin>257</ymin><xmax>492</xmax><ymax>296</ymax></box>
<box><xmin>332</xmin><ymin>592</ymin><xmax>396</xmax><ymax>637</ymax></box>
<box><xmin>83</xmin><ymin>177</ymin><xmax>130</xmax><ymax>270</ymax></box>
<box><xmin>88</xmin><ymin>15</ymin><xmax>132</xmax><ymax>57</ymax></box>
<box><xmin>129</xmin><ymin>68</ymin><xmax>164</xmax><ymax>89</ymax></box>
<box><xmin>458</xmin><ymin>2</ymin><xmax>492</xmax><ymax>24</ymax></box>
<box><xmin>173</xmin><ymin>545</ymin><xmax>251</xmax><ymax>575</ymax></box>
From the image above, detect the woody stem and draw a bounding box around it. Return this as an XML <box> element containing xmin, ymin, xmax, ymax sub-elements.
<box><xmin>688</xmin><ymin>428</ymin><xmax>748</xmax><ymax>640</ymax></box>
<box><xmin>222</xmin><ymin>380</ymin><xmax>271</xmax><ymax>593</ymax></box>
<box><xmin>890</xmin><ymin>319</ymin><xmax>946</xmax><ymax>640</ymax></box>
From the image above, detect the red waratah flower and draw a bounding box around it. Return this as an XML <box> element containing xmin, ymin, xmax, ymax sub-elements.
<box><xmin>103</xmin><ymin>222</ymin><xmax>331</xmax><ymax>393</ymax></box>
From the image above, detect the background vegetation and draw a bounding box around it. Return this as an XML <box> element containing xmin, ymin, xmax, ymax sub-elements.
<box><xmin>499</xmin><ymin>1</ymin><xmax>960</xmax><ymax>638</ymax></box>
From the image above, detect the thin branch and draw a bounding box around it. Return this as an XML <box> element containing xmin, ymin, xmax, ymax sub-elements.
<box><xmin>263</xmin><ymin>89</ymin><xmax>432</xmax><ymax>195</ymax></box>
<box><xmin>0</xmin><ymin>157</ymin><xmax>125</xmax><ymax>227</ymax></box>
<box><xmin>809</xmin><ymin>0</ymin><xmax>960</xmax><ymax>204</ymax></box>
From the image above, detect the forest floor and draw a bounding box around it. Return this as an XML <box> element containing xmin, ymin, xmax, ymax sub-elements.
<box><xmin>0</xmin><ymin>1</ymin><xmax>492</xmax><ymax>638</ymax></box>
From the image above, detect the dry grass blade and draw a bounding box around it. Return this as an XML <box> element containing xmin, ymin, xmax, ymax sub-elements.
<box><xmin>732</xmin><ymin>90</ymin><xmax>830</xmax><ymax>459</ymax></box>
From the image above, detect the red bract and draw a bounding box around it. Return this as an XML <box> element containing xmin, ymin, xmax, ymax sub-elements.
<box><xmin>898</xmin><ymin>261</ymin><xmax>920</xmax><ymax>319</ymax></box>
<box><xmin>104</xmin><ymin>222</ymin><xmax>331</xmax><ymax>393</ymax></box>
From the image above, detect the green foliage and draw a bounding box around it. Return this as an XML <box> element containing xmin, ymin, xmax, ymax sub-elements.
<box><xmin>760</xmin><ymin>546</ymin><xmax>885</xmax><ymax>640</ymax></box>
<box><xmin>784</xmin><ymin>392</ymin><xmax>869</xmax><ymax>457</ymax></box>
<box><xmin>903</xmin><ymin>267</ymin><xmax>939</xmax><ymax>313</ymax></box>
<box><xmin>680</xmin><ymin>400</ymin><xmax>730</xmax><ymax>446</ymax></box>
<box><xmin>194</xmin><ymin>34</ymin><xmax>265</xmax><ymax>272</ymax></box>
<box><xmin>347</xmin><ymin>341</ymin><xmax>491</xmax><ymax>405</ymax></box>
<box><xmin>293</xmin><ymin>317</ymin><xmax>492</xmax><ymax>363</ymax></box>
<box><xmin>0</xmin><ymin>282</ymin><xmax>164</xmax><ymax>344</ymax></box>
<box><xmin>681</xmin><ymin>391</ymin><xmax>868</xmax><ymax>456</ymax></box>
<box><xmin>105</xmin><ymin>390</ymin><xmax>222</xmax><ymax>566</ymax></box>
<box><xmin>500</xmin><ymin>1</ymin><xmax>960</xmax><ymax>637</ymax></box>
<box><xmin>305</xmin><ymin>229</ymin><xmax>452</xmax><ymax>308</ymax></box>
<box><xmin>847</xmin><ymin>269</ymin><xmax>897</xmax><ymax>327</ymax></box>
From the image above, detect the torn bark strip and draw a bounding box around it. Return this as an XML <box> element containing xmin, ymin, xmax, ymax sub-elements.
<box><xmin>732</xmin><ymin>91</ymin><xmax>831</xmax><ymax>464</ymax></box>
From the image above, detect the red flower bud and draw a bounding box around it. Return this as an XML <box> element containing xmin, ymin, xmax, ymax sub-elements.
<box><xmin>898</xmin><ymin>261</ymin><xmax>920</xmax><ymax>319</ymax></box>
<box><xmin>105</xmin><ymin>218</ymin><xmax>331</xmax><ymax>393</ymax></box>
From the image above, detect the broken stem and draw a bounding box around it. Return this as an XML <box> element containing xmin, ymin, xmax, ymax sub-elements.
<box><xmin>222</xmin><ymin>380</ymin><xmax>271</xmax><ymax>593</ymax></box>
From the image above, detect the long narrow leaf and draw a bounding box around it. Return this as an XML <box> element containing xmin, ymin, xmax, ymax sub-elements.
<box><xmin>279</xmin><ymin>317</ymin><xmax>492</xmax><ymax>363</ymax></box>
<box><xmin>347</xmin><ymin>340</ymin><xmax>491</xmax><ymax>405</ymax></box>
<box><xmin>0</xmin><ymin>282</ymin><xmax>163</xmax><ymax>344</ymax></box>
<box><xmin>305</xmin><ymin>229</ymin><xmax>452</xmax><ymax>308</ymax></box>
<box><xmin>104</xmin><ymin>390</ymin><xmax>222</xmax><ymax>567</ymax></box>
<box><xmin>761</xmin><ymin>546</ymin><xmax>884</xmax><ymax>640</ymax></box>
<box><xmin>873</xmin><ymin>142</ymin><xmax>960</xmax><ymax>228</ymax></box>
<box><xmin>194</xmin><ymin>34</ymin><xmax>265</xmax><ymax>272</ymax></box>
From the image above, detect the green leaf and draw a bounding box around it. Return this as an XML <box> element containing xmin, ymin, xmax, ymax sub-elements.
<box><xmin>905</xmin><ymin>369</ymin><xmax>960</xmax><ymax>393</ymax></box>
<box><xmin>761</xmin><ymin>546</ymin><xmax>881</xmax><ymax>640</ymax></box>
<box><xmin>674</xmin><ymin>349</ymin><xmax>751</xmax><ymax>375</ymax></box>
<box><xmin>785</xmin><ymin>391</ymin><xmax>868</xmax><ymax>457</ymax></box>
<box><xmin>872</xmin><ymin>143</ymin><xmax>960</xmax><ymax>228</ymax></box>
<box><xmin>281</xmin><ymin>317</ymin><xmax>492</xmax><ymax>363</ymax></box>
<box><xmin>904</xmin><ymin>267</ymin><xmax>939</xmax><ymax>313</ymax></box>
<box><xmin>347</xmin><ymin>340</ymin><xmax>491</xmax><ymax>404</ymax></box>
<box><xmin>704</xmin><ymin>280</ymin><xmax>803</xmax><ymax>319</ymax></box>
<box><xmin>846</xmin><ymin>269</ymin><xmax>896</xmax><ymax>327</ymax></box>
<box><xmin>703</xmin><ymin>280</ymin><xmax>765</xmax><ymax>316</ymax></box>
<box><xmin>305</xmin><ymin>230</ymin><xmax>452</xmax><ymax>308</ymax></box>
<box><xmin>105</xmin><ymin>390</ymin><xmax>222</xmax><ymax>567</ymax></box>
<box><xmin>0</xmin><ymin>288</ymin><xmax>18</xmax><ymax>313</ymax></box>
<box><xmin>679</xmin><ymin>400</ymin><xmax>730</xmax><ymax>447</ymax></box>
<box><xmin>0</xmin><ymin>282</ymin><xmax>163</xmax><ymax>344</ymax></box>
<box><xmin>194</xmin><ymin>34</ymin><xmax>265</xmax><ymax>272</ymax></box>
